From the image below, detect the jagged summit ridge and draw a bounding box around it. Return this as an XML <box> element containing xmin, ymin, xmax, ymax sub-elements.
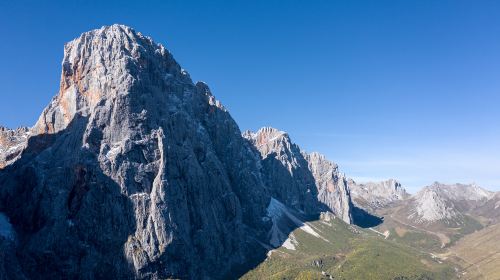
<box><xmin>34</xmin><ymin>24</ymin><xmax>191</xmax><ymax>135</ymax></box>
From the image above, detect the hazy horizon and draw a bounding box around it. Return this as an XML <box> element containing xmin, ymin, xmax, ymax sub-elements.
<box><xmin>1</xmin><ymin>1</ymin><xmax>499</xmax><ymax>192</ymax></box>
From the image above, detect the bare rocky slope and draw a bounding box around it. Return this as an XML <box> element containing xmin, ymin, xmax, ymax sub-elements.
<box><xmin>405</xmin><ymin>182</ymin><xmax>493</xmax><ymax>225</ymax></box>
<box><xmin>0</xmin><ymin>25</ymin><xmax>358</xmax><ymax>279</ymax></box>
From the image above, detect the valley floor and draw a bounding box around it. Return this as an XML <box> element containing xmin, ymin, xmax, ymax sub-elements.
<box><xmin>241</xmin><ymin>216</ymin><xmax>457</xmax><ymax>280</ymax></box>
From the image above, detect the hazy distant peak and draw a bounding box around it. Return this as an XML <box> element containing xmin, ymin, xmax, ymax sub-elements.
<box><xmin>422</xmin><ymin>182</ymin><xmax>493</xmax><ymax>201</ymax></box>
<box><xmin>348</xmin><ymin>178</ymin><xmax>409</xmax><ymax>209</ymax></box>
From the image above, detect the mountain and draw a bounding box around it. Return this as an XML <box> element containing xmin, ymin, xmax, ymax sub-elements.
<box><xmin>243</xmin><ymin>127</ymin><xmax>353</xmax><ymax>224</ymax></box>
<box><xmin>0</xmin><ymin>24</ymin><xmax>283</xmax><ymax>279</ymax></box>
<box><xmin>348</xmin><ymin>178</ymin><xmax>409</xmax><ymax>210</ymax></box>
<box><xmin>406</xmin><ymin>182</ymin><xmax>493</xmax><ymax>225</ymax></box>
<box><xmin>0</xmin><ymin>127</ymin><xmax>29</xmax><ymax>168</ymax></box>
<box><xmin>0</xmin><ymin>24</ymin><xmax>382</xmax><ymax>280</ymax></box>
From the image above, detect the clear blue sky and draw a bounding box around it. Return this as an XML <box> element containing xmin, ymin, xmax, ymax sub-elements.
<box><xmin>1</xmin><ymin>0</ymin><xmax>499</xmax><ymax>192</ymax></box>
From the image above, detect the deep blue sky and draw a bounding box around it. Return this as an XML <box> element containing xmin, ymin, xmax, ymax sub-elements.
<box><xmin>1</xmin><ymin>1</ymin><xmax>499</xmax><ymax>192</ymax></box>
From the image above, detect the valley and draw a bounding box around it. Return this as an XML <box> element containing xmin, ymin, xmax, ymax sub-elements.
<box><xmin>242</xmin><ymin>212</ymin><xmax>456</xmax><ymax>280</ymax></box>
<box><xmin>241</xmin><ymin>181</ymin><xmax>500</xmax><ymax>280</ymax></box>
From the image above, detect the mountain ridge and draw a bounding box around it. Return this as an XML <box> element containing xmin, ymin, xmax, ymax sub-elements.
<box><xmin>0</xmin><ymin>24</ymin><xmax>360</xmax><ymax>279</ymax></box>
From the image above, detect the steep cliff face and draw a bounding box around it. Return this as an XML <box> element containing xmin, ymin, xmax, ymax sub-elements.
<box><xmin>242</xmin><ymin>128</ymin><xmax>320</xmax><ymax>215</ymax></box>
<box><xmin>0</xmin><ymin>127</ymin><xmax>29</xmax><ymax>168</ymax></box>
<box><xmin>303</xmin><ymin>152</ymin><xmax>353</xmax><ymax>223</ymax></box>
<box><xmin>348</xmin><ymin>179</ymin><xmax>409</xmax><ymax>210</ymax></box>
<box><xmin>243</xmin><ymin>127</ymin><xmax>353</xmax><ymax>224</ymax></box>
<box><xmin>0</xmin><ymin>25</ymin><xmax>273</xmax><ymax>279</ymax></box>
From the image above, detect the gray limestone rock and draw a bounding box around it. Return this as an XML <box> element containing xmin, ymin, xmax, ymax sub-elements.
<box><xmin>0</xmin><ymin>24</ymin><xmax>272</xmax><ymax>279</ymax></box>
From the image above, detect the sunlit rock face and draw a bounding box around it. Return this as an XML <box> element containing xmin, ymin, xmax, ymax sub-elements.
<box><xmin>408</xmin><ymin>182</ymin><xmax>493</xmax><ymax>224</ymax></box>
<box><xmin>243</xmin><ymin>127</ymin><xmax>354</xmax><ymax>224</ymax></box>
<box><xmin>0</xmin><ymin>24</ymin><xmax>275</xmax><ymax>279</ymax></box>
<box><xmin>304</xmin><ymin>152</ymin><xmax>353</xmax><ymax>223</ymax></box>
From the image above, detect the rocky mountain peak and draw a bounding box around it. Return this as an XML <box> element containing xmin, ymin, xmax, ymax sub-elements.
<box><xmin>426</xmin><ymin>182</ymin><xmax>493</xmax><ymax>201</ymax></box>
<box><xmin>246</xmin><ymin>127</ymin><xmax>290</xmax><ymax>147</ymax></box>
<box><xmin>407</xmin><ymin>182</ymin><xmax>493</xmax><ymax>224</ymax></box>
<box><xmin>348</xmin><ymin>178</ymin><xmax>409</xmax><ymax>209</ymax></box>
<box><xmin>33</xmin><ymin>24</ymin><xmax>190</xmax><ymax>135</ymax></box>
<box><xmin>410</xmin><ymin>186</ymin><xmax>459</xmax><ymax>223</ymax></box>
<box><xmin>0</xmin><ymin>25</ymin><xmax>274</xmax><ymax>279</ymax></box>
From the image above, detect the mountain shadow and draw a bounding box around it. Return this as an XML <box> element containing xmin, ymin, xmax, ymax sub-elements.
<box><xmin>351</xmin><ymin>206</ymin><xmax>383</xmax><ymax>228</ymax></box>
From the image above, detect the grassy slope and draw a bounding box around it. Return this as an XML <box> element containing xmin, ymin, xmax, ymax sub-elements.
<box><xmin>446</xmin><ymin>223</ymin><xmax>500</xmax><ymax>280</ymax></box>
<box><xmin>241</xmin><ymin>218</ymin><xmax>456</xmax><ymax>280</ymax></box>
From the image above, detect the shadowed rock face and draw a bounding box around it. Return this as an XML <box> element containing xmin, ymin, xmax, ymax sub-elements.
<box><xmin>243</xmin><ymin>127</ymin><xmax>354</xmax><ymax>224</ymax></box>
<box><xmin>0</xmin><ymin>24</ymin><xmax>277</xmax><ymax>279</ymax></box>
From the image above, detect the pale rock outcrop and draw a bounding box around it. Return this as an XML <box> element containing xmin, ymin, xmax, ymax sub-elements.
<box><xmin>408</xmin><ymin>182</ymin><xmax>492</xmax><ymax>224</ymax></box>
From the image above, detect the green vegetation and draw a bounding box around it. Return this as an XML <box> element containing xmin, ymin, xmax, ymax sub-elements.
<box><xmin>447</xmin><ymin>215</ymin><xmax>484</xmax><ymax>246</ymax></box>
<box><xmin>389</xmin><ymin>228</ymin><xmax>442</xmax><ymax>253</ymax></box>
<box><xmin>241</xmin><ymin>218</ymin><xmax>456</xmax><ymax>280</ymax></box>
<box><xmin>331</xmin><ymin>238</ymin><xmax>455</xmax><ymax>280</ymax></box>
